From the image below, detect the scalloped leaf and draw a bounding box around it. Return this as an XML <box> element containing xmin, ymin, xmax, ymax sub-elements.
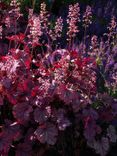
<box><xmin>34</xmin><ymin>123</ymin><xmax>58</xmax><ymax>145</ymax></box>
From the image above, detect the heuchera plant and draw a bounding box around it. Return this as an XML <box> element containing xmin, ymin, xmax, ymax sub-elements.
<box><xmin>0</xmin><ymin>1</ymin><xmax>117</xmax><ymax>156</ymax></box>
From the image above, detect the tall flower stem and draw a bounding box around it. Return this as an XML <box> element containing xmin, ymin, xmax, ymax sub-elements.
<box><xmin>32</xmin><ymin>0</ymin><xmax>36</xmax><ymax>11</ymax></box>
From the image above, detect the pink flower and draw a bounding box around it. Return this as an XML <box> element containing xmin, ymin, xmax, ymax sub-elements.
<box><xmin>40</xmin><ymin>2</ymin><xmax>50</xmax><ymax>32</ymax></box>
<box><xmin>67</xmin><ymin>3</ymin><xmax>80</xmax><ymax>40</ymax></box>
<box><xmin>29</xmin><ymin>15</ymin><xmax>42</xmax><ymax>44</ymax></box>
<box><xmin>0</xmin><ymin>25</ymin><xmax>2</xmax><ymax>39</ymax></box>
<box><xmin>83</xmin><ymin>5</ymin><xmax>92</xmax><ymax>28</ymax></box>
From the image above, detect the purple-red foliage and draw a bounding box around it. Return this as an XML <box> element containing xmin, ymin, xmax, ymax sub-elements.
<box><xmin>0</xmin><ymin>1</ymin><xmax>117</xmax><ymax>156</ymax></box>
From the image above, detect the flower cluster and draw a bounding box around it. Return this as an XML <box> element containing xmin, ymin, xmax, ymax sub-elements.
<box><xmin>67</xmin><ymin>3</ymin><xmax>80</xmax><ymax>41</ymax></box>
<box><xmin>0</xmin><ymin>25</ymin><xmax>2</xmax><ymax>39</ymax></box>
<box><xmin>83</xmin><ymin>5</ymin><xmax>92</xmax><ymax>28</ymax></box>
<box><xmin>40</xmin><ymin>2</ymin><xmax>50</xmax><ymax>32</ymax></box>
<box><xmin>29</xmin><ymin>15</ymin><xmax>42</xmax><ymax>44</ymax></box>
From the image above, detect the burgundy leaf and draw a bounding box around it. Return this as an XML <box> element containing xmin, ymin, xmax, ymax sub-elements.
<box><xmin>56</xmin><ymin>109</ymin><xmax>71</xmax><ymax>130</ymax></box>
<box><xmin>107</xmin><ymin>125</ymin><xmax>117</xmax><ymax>143</ymax></box>
<box><xmin>57</xmin><ymin>118</ymin><xmax>71</xmax><ymax>131</ymax></box>
<box><xmin>13</xmin><ymin>102</ymin><xmax>33</xmax><ymax>123</ymax></box>
<box><xmin>88</xmin><ymin>137</ymin><xmax>109</xmax><ymax>156</ymax></box>
<box><xmin>1</xmin><ymin>77</ymin><xmax>12</xmax><ymax>89</ymax></box>
<box><xmin>34</xmin><ymin>122</ymin><xmax>58</xmax><ymax>145</ymax></box>
<box><xmin>0</xmin><ymin>121</ymin><xmax>20</xmax><ymax>154</ymax></box>
<box><xmin>84</xmin><ymin>119</ymin><xmax>96</xmax><ymax>141</ymax></box>
<box><xmin>34</xmin><ymin>107</ymin><xmax>48</xmax><ymax>124</ymax></box>
<box><xmin>83</xmin><ymin>108</ymin><xmax>99</xmax><ymax>120</ymax></box>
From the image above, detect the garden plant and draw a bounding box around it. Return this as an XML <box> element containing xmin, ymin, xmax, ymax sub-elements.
<box><xmin>0</xmin><ymin>0</ymin><xmax>117</xmax><ymax>156</ymax></box>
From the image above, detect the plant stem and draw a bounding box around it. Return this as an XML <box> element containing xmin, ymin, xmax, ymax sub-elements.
<box><xmin>32</xmin><ymin>0</ymin><xmax>36</xmax><ymax>11</ymax></box>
